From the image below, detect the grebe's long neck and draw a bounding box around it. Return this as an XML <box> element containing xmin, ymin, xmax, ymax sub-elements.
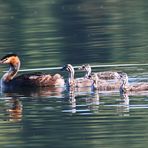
<box><xmin>85</xmin><ymin>66</ymin><xmax>92</xmax><ymax>78</ymax></box>
<box><xmin>120</xmin><ymin>75</ymin><xmax>129</xmax><ymax>93</ymax></box>
<box><xmin>2</xmin><ymin>61</ymin><xmax>20</xmax><ymax>82</ymax></box>
<box><xmin>92</xmin><ymin>74</ymin><xmax>98</xmax><ymax>90</ymax></box>
<box><xmin>68</xmin><ymin>67</ymin><xmax>75</xmax><ymax>85</ymax></box>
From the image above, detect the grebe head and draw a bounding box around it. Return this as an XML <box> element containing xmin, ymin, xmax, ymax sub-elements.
<box><xmin>0</xmin><ymin>53</ymin><xmax>21</xmax><ymax>83</ymax></box>
<box><xmin>79</xmin><ymin>64</ymin><xmax>91</xmax><ymax>71</ymax></box>
<box><xmin>79</xmin><ymin>64</ymin><xmax>92</xmax><ymax>78</ymax></box>
<box><xmin>61</xmin><ymin>64</ymin><xmax>74</xmax><ymax>74</ymax></box>
<box><xmin>0</xmin><ymin>53</ymin><xmax>20</xmax><ymax>65</ymax></box>
<box><xmin>61</xmin><ymin>64</ymin><xmax>75</xmax><ymax>87</ymax></box>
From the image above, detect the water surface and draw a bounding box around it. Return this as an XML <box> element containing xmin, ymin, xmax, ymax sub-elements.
<box><xmin>0</xmin><ymin>0</ymin><xmax>148</xmax><ymax>148</ymax></box>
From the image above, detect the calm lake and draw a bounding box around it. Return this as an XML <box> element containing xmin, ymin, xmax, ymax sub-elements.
<box><xmin>0</xmin><ymin>0</ymin><xmax>148</xmax><ymax>148</ymax></box>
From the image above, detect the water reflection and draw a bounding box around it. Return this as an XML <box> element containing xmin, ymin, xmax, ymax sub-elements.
<box><xmin>63</xmin><ymin>89</ymin><xmax>100</xmax><ymax>114</ymax></box>
<box><xmin>6</xmin><ymin>98</ymin><xmax>23</xmax><ymax>122</ymax></box>
<box><xmin>63</xmin><ymin>89</ymin><xmax>77</xmax><ymax>114</ymax></box>
<box><xmin>117</xmin><ymin>92</ymin><xmax>130</xmax><ymax>116</ymax></box>
<box><xmin>1</xmin><ymin>86</ymin><xmax>65</xmax><ymax>97</ymax></box>
<box><xmin>3</xmin><ymin>97</ymin><xmax>23</xmax><ymax>122</ymax></box>
<box><xmin>85</xmin><ymin>90</ymin><xmax>100</xmax><ymax>113</ymax></box>
<box><xmin>0</xmin><ymin>81</ymin><xmax>148</xmax><ymax>148</ymax></box>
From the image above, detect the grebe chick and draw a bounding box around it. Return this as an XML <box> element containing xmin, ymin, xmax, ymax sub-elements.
<box><xmin>61</xmin><ymin>64</ymin><xmax>93</xmax><ymax>88</ymax></box>
<box><xmin>119</xmin><ymin>73</ymin><xmax>148</xmax><ymax>93</ymax></box>
<box><xmin>91</xmin><ymin>73</ymin><xmax>121</xmax><ymax>91</ymax></box>
<box><xmin>0</xmin><ymin>54</ymin><xmax>65</xmax><ymax>90</ymax></box>
<box><xmin>79</xmin><ymin>64</ymin><xmax>120</xmax><ymax>80</ymax></box>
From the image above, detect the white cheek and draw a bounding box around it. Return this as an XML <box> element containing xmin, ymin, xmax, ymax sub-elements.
<box><xmin>5</xmin><ymin>59</ymin><xmax>11</xmax><ymax>64</ymax></box>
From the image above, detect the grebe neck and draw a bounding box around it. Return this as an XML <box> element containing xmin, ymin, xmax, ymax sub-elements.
<box><xmin>93</xmin><ymin>80</ymin><xmax>97</xmax><ymax>89</ymax></box>
<box><xmin>92</xmin><ymin>74</ymin><xmax>98</xmax><ymax>90</ymax></box>
<box><xmin>85</xmin><ymin>67</ymin><xmax>91</xmax><ymax>78</ymax></box>
<box><xmin>67</xmin><ymin>67</ymin><xmax>75</xmax><ymax>85</ymax></box>
<box><xmin>2</xmin><ymin>62</ymin><xmax>20</xmax><ymax>82</ymax></box>
<box><xmin>120</xmin><ymin>76</ymin><xmax>129</xmax><ymax>93</ymax></box>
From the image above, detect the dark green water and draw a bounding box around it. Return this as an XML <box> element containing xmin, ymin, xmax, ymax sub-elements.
<box><xmin>0</xmin><ymin>0</ymin><xmax>148</xmax><ymax>148</ymax></box>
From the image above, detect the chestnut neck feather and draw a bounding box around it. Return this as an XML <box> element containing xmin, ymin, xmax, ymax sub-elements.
<box><xmin>2</xmin><ymin>61</ymin><xmax>20</xmax><ymax>82</ymax></box>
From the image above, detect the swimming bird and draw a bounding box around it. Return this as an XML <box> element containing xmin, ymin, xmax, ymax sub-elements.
<box><xmin>90</xmin><ymin>73</ymin><xmax>121</xmax><ymax>91</ymax></box>
<box><xmin>0</xmin><ymin>53</ymin><xmax>65</xmax><ymax>91</ymax></box>
<box><xmin>61</xmin><ymin>64</ymin><xmax>93</xmax><ymax>88</ymax></box>
<box><xmin>119</xmin><ymin>72</ymin><xmax>148</xmax><ymax>93</ymax></box>
<box><xmin>79</xmin><ymin>64</ymin><xmax>120</xmax><ymax>80</ymax></box>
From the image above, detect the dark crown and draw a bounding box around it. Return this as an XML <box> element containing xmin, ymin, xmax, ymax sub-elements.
<box><xmin>1</xmin><ymin>53</ymin><xmax>18</xmax><ymax>60</ymax></box>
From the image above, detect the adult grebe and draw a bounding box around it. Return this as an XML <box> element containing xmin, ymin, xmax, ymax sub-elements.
<box><xmin>61</xmin><ymin>64</ymin><xmax>93</xmax><ymax>88</ymax></box>
<box><xmin>79</xmin><ymin>64</ymin><xmax>120</xmax><ymax>80</ymax></box>
<box><xmin>0</xmin><ymin>54</ymin><xmax>65</xmax><ymax>90</ymax></box>
<box><xmin>119</xmin><ymin>72</ymin><xmax>148</xmax><ymax>93</ymax></box>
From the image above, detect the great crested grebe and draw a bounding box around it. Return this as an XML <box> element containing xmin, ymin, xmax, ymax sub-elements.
<box><xmin>61</xmin><ymin>64</ymin><xmax>93</xmax><ymax>88</ymax></box>
<box><xmin>119</xmin><ymin>72</ymin><xmax>148</xmax><ymax>93</ymax></box>
<box><xmin>91</xmin><ymin>73</ymin><xmax>121</xmax><ymax>91</ymax></box>
<box><xmin>79</xmin><ymin>64</ymin><xmax>120</xmax><ymax>80</ymax></box>
<box><xmin>0</xmin><ymin>54</ymin><xmax>65</xmax><ymax>90</ymax></box>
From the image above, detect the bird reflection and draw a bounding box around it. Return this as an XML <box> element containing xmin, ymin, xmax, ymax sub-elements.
<box><xmin>28</xmin><ymin>87</ymin><xmax>65</xmax><ymax>97</ymax></box>
<box><xmin>63</xmin><ymin>89</ymin><xmax>76</xmax><ymax>114</ymax></box>
<box><xmin>68</xmin><ymin>90</ymin><xmax>77</xmax><ymax>114</ymax></box>
<box><xmin>117</xmin><ymin>92</ymin><xmax>130</xmax><ymax>116</ymax></box>
<box><xmin>63</xmin><ymin>88</ymin><xmax>100</xmax><ymax>114</ymax></box>
<box><xmin>86</xmin><ymin>90</ymin><xmax>100</xmax><ymax>113</ymax></box>
<box><xmin>5</xmin><ymin>97</ymin><xmax>23</xmax><ymax>122</ymax></box>
<box><xmin>1</xmin><ymin>86</ymin><xmax>65</xmax><ymax>98</ymax></box>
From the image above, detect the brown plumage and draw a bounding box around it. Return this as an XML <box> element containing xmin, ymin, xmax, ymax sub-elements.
<box><xmin>61</xmin><ymin>64</ymin><xmax>93</xmax><ymax>88</ymax></box>
<box><xmin>79</xmin><ymin>64</ymin><xmax>120</xmax><ymax>80</ymax></box>
<box><xmin>0</xmin><ymin>54</ymin><xmax>65</xmax><ymax>91</ymax></box>
<box><xmin>91</xmin><ymin>73</ymin><xmax>121</xmax><ymax>91</ymax></box>
<box><xmin>119</xmin><ymin>72</ymin><xmax>148</xmax><ymax>93</ymax></box>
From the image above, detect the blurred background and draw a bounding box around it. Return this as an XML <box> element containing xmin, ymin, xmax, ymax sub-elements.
<box><xmin>0</xmin><ymin>0</ymin><xmax>148</xmax><ymax>70</ymax></box>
